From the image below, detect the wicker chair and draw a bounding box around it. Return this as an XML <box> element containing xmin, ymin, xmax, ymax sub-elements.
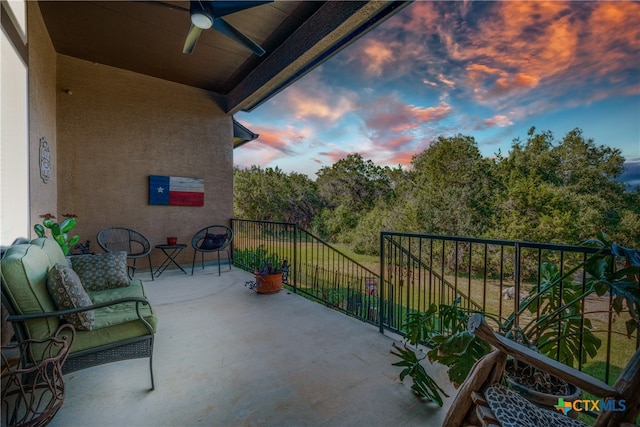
<box><xmin>1</xmin><ymin>324</ymin><xmax>75</xmax><ymax>427</ymax></box>
<box><xmin>443</xmin><ymin>314</ymin><xmax>640</xmax><ymax>427</ymax></box>
<box><xmin>191</xmin><ymin>225</ymin><xmax>233</xmax><ymax>276</ymax></box>
<box><xmin>97</xmin><ymin>227</ymin><xmax>154</xmax><ymax>281</ymax></box>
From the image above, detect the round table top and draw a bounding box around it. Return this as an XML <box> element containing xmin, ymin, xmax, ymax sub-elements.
<box><xmin>155</xmin><ymin>243</ymin><xmax>187</xmax><ymax>249</ymax></box>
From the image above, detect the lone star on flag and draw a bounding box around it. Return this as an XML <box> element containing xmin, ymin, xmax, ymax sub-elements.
<box><xmin>157</xmin><ymin>187</ymin><xmax>164</xmax><ymax>193</ymax></box>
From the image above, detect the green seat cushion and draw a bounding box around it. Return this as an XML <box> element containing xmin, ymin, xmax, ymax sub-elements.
<box><xmin>60</xmin><ymin>280</ymin><xmax>158</xmax><ymax>353</ymax></box>
<box><xmin>88</xmin><ymin>280</ymin><xmax>156</xmax><ymax>328</ymax></box>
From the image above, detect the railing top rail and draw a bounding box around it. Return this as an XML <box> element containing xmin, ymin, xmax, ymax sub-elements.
<box><xmin>381</xmin><ymin>231</ymin><xmax>614</xmax><ymax>255</ymax></box>
<box><xmin>296</xmin><ymin>227</ymin><xmax>379</xmax><ymax>278</ymax></box>
<box><xmin>233</xmin><ymin>218</ymin><xmax>379</xmax><ymax>278</ymax></box>
<box><xmin>232</xmin><ymin>218</ymin><xmax>297</xmax><ymax>227</ymax></box>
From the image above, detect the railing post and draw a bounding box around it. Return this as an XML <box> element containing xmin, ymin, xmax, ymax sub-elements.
<box><xmin>514</xmin><ymin>242</ymin><xmax>520</xmax><ymax>331</ymax></box>
<box><xmin>379</xmin><ymin>232</ymin><xmax>384</xmax><ymax>333</ymax></box>
<box><xmin>293</xmin><ymin>223</ymin><xmax>297</xmax><ymax>294</ymax></box>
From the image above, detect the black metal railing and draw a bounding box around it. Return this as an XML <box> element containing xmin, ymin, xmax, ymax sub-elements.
<box><xmin>232</xmin><ymin>219</ymin><xmax>380</xmax><ymax>324</ymax></box>
<box><xmin>381</xmin><ymin>231</ymin><xmax>639</xmax><ymax>384</ymax></box>
<box><xmin>232</xmin><ymin>219</ymin><xmax>638</xmax><ymax>384</ymax></box>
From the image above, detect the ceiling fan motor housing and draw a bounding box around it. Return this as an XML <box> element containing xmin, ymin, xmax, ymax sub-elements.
<box><xmin>190</xmin><ymin>1</ymin><xmax>213</xmax><ymax>29</ymax></box>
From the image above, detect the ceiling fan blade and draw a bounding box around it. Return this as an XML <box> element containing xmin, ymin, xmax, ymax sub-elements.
<box><xmin>213</xmin><ymin>18</ymin><xmax>266</xmax><ymax>57</ymax></box>
<box><xmin>210</xmin><ymin>1</ymin><xmax>273</xmax><ymax>18</ymax></box>
<box><xmin>183</xmin><ymin>24</ymin><xmax>203</xmax><ymax>54</ymax></box>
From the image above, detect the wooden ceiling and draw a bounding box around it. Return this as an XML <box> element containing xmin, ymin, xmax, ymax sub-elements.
<box><xmin>38</xmin><ymin>1</ymin><xmax>408</xmax><ymax>113</ymax></box>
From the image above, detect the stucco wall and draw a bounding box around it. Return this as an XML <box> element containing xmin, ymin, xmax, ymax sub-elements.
<box><xmin>56</xmin><ymin>55</ymin><xmax>233</xmax><ymax>266</ymax></box>
<box><xmin>28</xmin><ymin>2</ymin><xmax>58</xmax><ymax>234</ymax></box>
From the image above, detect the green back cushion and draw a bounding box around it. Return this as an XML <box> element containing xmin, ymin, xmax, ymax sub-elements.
<box><xmin>30</xmin><ymin>237</ymin><xmax>68</xmax><ymax>266</ymax></box>
<box><xmin>70</xmin><ymin>252</ymin><xmax>129</xmax><ymax>291</ymax></box>
<box><xmin>0</xmin><ymin>244</ymin><xmax>59</xmax><ymax>339</ymax></box>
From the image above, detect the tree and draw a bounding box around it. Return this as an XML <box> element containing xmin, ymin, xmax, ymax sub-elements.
<box><xmin>316</xmin><ymin>154</ymin><xmax>394</xmax><ymax>211</ymax></box>
<box><xmin>408</xmin><ymin>135</ymin><xmax>495</xmax><ymax>237</ymax></box>
<box><xmin>315</xmin><ymin>153</ymin><xmax>395</xmax><ymax>241</ymax></box>
<box><xmin>233</xmin><ymin>166</ymin><xmax>321</xmax><ymax>228</ymax></box>
<box><xmin>491</xmin><ymin>128</ymin><xmax>630</xmax><ymax>245</ymax></box>
<box><xmin>234</xmin><ymin>127</ymin><xmax>639</xmax><ymax>252</ymax></box>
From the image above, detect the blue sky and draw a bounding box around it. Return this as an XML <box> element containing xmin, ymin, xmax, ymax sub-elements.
<box><xmin>234</xmin><ymin>1</ymin><xmax>640</xmax><ymax>184</ymax></box>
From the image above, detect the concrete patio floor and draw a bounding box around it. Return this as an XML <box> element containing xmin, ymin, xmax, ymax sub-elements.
<box><xmin>48</xmin><ymin>264</ymin><xmax>457</xmax><ymax>427</ymax></box>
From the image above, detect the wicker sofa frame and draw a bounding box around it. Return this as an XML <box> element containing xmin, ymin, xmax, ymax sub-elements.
<box><xmin>1</xmin><ymin>239</ymin><xmax>156</xmax><ymax>390</ymax></box>
<box><xmin>1</xmin><ymin>298</ymin><xmax>155</xmax><ymax>389</ymax></box>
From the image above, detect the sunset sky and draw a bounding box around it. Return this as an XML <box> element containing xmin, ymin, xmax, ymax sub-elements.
<box><xmin>234</xmin><ymin>1</ymin><xmax>640</xmax><ymax>183</ymax></box>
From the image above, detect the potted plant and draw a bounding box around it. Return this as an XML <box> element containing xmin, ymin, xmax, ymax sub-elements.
<box><xmin>391</xmin><ymin>232</ymin><xmax>640</xmax><ymax>410</ymax></box>
<box><xmin>491</xmin><ymin>233</ymin><xmax>640</xmax><ymax>410</ymax></box>
<box><xmin>71</xmin><ymin>239</ymin><xmax>95</xmax><ymax>255</ymax></box>
<box><xmin>241</xmin><ymin>248</ymin><xmax>289</xmax><ymax>294</ymax></box>
<box><xmin>34</xmin><ymin>213</ymin><xmax>80</xmax><ymax>256</ymax></box>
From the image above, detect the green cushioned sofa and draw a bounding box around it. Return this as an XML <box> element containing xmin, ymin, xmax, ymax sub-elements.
<box><xmin>1</xmin><ymin>238</ymin><xmax>157</xmax><ymax>390</ymax></box>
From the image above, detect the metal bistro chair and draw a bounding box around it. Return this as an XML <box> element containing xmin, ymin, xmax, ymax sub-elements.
<box><xmin>97</xmin><ymin>227</ymin><xmax>154</xmax><ymax>281</ymax></box>
<box><xmin>191</xmin><ymin>225</ymin><xmax>233</xmax><ymax>276</ymax></box>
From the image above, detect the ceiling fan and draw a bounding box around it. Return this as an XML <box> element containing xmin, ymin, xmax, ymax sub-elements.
<box><xmin>183</xmin><ymin>0</ymin><xmax>272</xmax><ymax>56</ymax></box>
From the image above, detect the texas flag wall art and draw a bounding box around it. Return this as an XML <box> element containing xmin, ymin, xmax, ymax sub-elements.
<box><xmin>149</xmin><ymin>175</ymin><xmax>204</xmax><ymax>207</ymax></box>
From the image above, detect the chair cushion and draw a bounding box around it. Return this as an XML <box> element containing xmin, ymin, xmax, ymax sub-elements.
<box><xmin>485</xmin><ymin>383</ymin><xmax>587</xmax><ymax>427</ymax></box>
<box><xmin>46</xmin><ymin>264</ymin><xmax>95</xmax><ymax>331</ymax></box>
<box><xmin>30</xmin><ymin>237</ymin><xmax>68</xmax><ymax>266</ymax></box>
<box><xmin>70</xmin><ymin>252</ymin><xmax>129</xmax><ymax>291</ymax></box>
<box><xmin>0</xmin><ymin>244</ymin><xmax>60</xmax><ymax>340</ymax></box>
<box><xmin>199</xmin><ymin>233</ymin><xmax>226</xmax><ymax>250</ymax></box>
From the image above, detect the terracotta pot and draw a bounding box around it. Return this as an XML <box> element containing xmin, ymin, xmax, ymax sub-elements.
<box><xmin>255</xmin><ymin>273</ymin><xmax>283</xmax><ymax>294</ymax></box>
<box><xmin>167</xmin><ymin>237</ymin><xmax>177</xmax><ymax>245</ymax></box>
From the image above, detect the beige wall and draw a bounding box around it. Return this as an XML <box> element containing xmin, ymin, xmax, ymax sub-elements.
<box><xmin>27</xmin><ymin>2</ymin><xmax>234</xmax><ymax>267</ymax></box>
<box><xmin>28</xmin><ymin>2</ymin><xmax>58</xmax><ymax>232</ymax></box>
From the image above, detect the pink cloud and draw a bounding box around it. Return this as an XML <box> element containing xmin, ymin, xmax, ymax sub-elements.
<box><xmin>247</xmin><ymin>125</ymin><xmax>313</xmax><ymax>155</ymax></box>
<box><xmin>361</xmin><ymin>39</ymin><xmax>395</xmax><ymax>76</ymax></box>
<box><xmin>318</xmin><ymin>148</ymin><xmax>352</xmax><ymax>164</ymax></box>
<box><xmin>234</xmin><ymin>145</ymin><xmax>287</xmax><ymax>169</ymax></box>
<box><xmin>283</xmin><ymin>85</ymin><xmax>356</xmax><ymax>122</ymax></box>
<box><xmin>401</xmin><ymin>1</ymin><xmax>639</xmax><ymax>115</ymax></box>
<box><xmin>386</xmin><ymin>135</ymin><xmax>413</xmax><ymax>149</ymax></box>
<box><xmin>363</xmin><ymin>95</ymin><xmax>451</xmax><ymax>133</ymax></box>
<box><xmin>477</xmin><ymin>115</ymin><xmax>514</xmax><ymax>130</ymax></box>
<box><xmin>238</xmin><ymin>1</ymin><xmax>639</xmax><ymax>175</ymax></box>
<box><xmin>385</xmin><ymin>150</ymin><xmax>415</xmax><ymax>167</ymax></box>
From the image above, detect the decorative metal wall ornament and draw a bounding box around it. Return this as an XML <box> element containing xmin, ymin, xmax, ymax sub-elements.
<box><xmin>39</xmin><ymin>137</ymin><xmax>51</xmax><ymax>183</ymax></box>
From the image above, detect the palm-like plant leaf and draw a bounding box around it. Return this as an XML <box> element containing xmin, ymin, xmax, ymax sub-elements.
<box><xmin>390</xmin><ymin>342</ymin><xmax>448</xmax><ymax>406</ymax></box>
<box><xmin>404</xmin><ymin>305</ymin><xmax>437</xmax><ymax>346</ymax></box>
<box><xmin>428</xmin><ymin>331</ymin><xmax>491</xmax><ymax>386</ymax></box>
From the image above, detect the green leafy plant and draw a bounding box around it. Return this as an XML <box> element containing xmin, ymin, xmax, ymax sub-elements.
<box><xmin>499</xmin><ymin>232</ymin><xmax>640</xmax><ymax>369</ymax></box>
<box><xmin>427</xmin><ymin>299</ymin><xmax>491</xmax><ymax>386</ymax></box>
<box><xmin>391</xmin><ymin>306</ymin><xmax>446</xmax><ymax>405</ymax></box>
<box><xmin>34</xmin><ymin>213</ymin><xmax>80</xmax><ymax>255</ymax></box>
<box><xmin>390</xmin><ymin>342</ymin><xmax>448</xmax><ymax>406</ymax></box>
<box><xmin>235</xmin><ymin>247</ymin><xmax>289</xmax><ymax>276</ymax></box>
<box><xmin>256</xmin><ymin>254</ymin><xmax>289</xmax><ymax>275</ymax></box>
<box><xmin>72</xmin><ymin>239</ymin><xmax>94</xmax><ymax>255</ymax></box>
<box><xmin>392</xmin><ymin>233</ymin><xmax>640</xmax><ymax>402</ymax></box>
<box><xmin>390</xmin><ymin>298</ymin><xmax>491</xmax><ymax>405</ymax></box>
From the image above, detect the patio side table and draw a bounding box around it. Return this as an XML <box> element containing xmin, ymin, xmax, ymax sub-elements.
<box><xmin>154</xmin><ymin>244</ymin><xmax>187</xmax><ymax>277</ymax></box>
